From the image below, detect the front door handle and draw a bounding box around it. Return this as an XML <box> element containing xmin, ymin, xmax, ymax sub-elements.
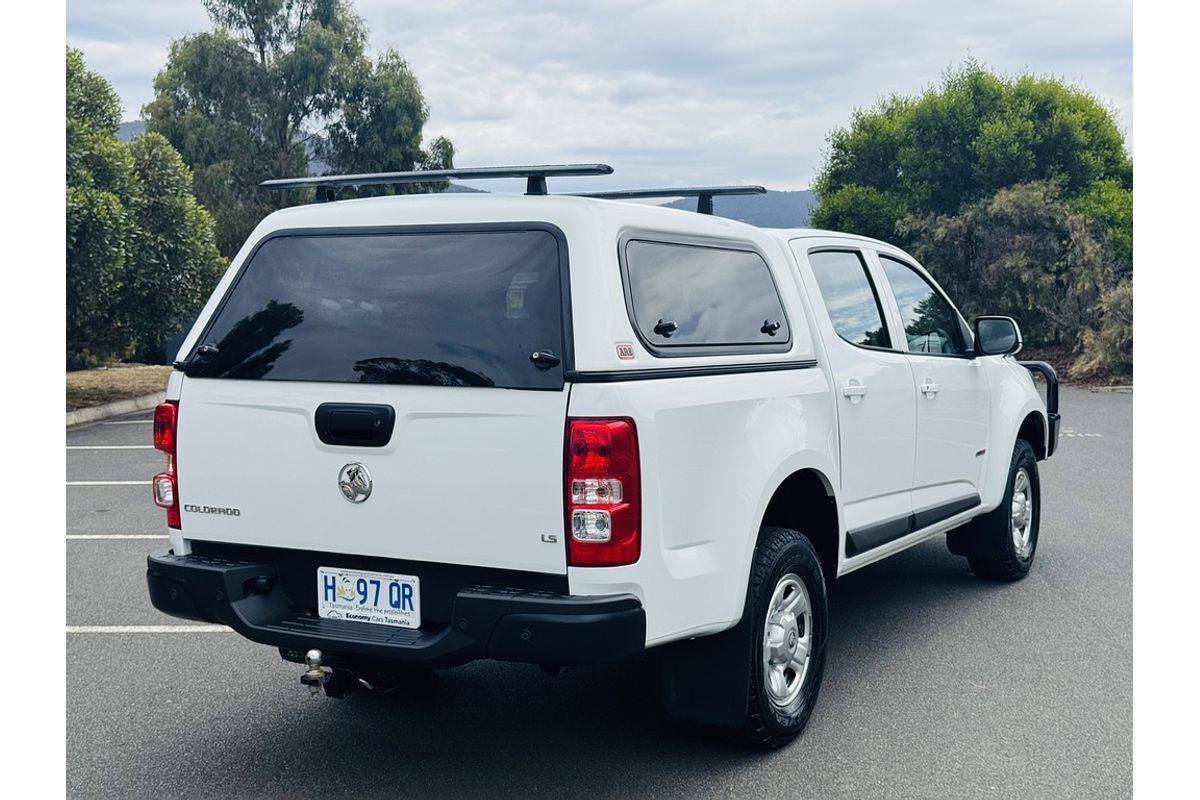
<box><xmin>920</xmin><ymin>380</ymin><xmax>940</xmax><ymax>398</ymax></box>
<box><xmin>842</xmin><ymin>381</ymin><xmax>867</xmax><ymax>404</ymax></box>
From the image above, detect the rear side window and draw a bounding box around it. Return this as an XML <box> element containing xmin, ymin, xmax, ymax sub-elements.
<box><xmin>624</xmin><ymin>240</ymin><xmax>789</xmax><ymax>351</ymax></box>
<box><xmin>190</xmin><ymin>228</ymin><xmax>566</xmax><ymax>389</ymax></box>
<box><xmin>807</xmin><ymin>250</ymin><xmax>891</xmax><ymax>349</ymax></box>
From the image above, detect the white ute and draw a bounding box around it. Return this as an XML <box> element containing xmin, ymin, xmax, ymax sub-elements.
<box><xmin>146</xmin><ymin>165</ymin><xmax>1059</xmax><ymax>748</ymax></box>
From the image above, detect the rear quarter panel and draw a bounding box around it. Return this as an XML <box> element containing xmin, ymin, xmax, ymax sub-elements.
<box><xmin>566</xmin><ymin>369</ymin><xmax>837</xmax><ymax>645</ymax></box>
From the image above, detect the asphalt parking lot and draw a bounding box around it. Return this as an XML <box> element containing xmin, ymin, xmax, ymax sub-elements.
<box><xmin>65</xmin><ymin>386</ymin><xmax>1131</xmax><ymax>799</ymax></box>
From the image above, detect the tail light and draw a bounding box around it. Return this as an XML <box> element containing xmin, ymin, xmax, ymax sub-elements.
<box><xmin>565</xmin><ymin>418</ymin><xmax>640</xmax><ymax>566</ymax></box>
<box><xmin>152</xmin><ymin>401</ymin><xmax>180</xmax><ymax>529</ymax></box>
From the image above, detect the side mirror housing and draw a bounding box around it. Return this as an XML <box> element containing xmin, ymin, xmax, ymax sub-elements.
<box><xmin>973</xmin><ymin>316</ymin><xmax>1023</xmax><ymax>357</ymax></box>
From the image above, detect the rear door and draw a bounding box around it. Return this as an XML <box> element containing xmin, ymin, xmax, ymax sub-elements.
<box><xmin>798</xmin><ymin>246</ymin><xmax>916</xmax><ymax>551</ymax></box>
<box><xmin>175</xmin><ymin>225</ymin><xmax>571</xmax><ymax>574</ymax></box>
<box><xmin>872</xmin><ymin>253</ymin><xmax>990</xmax><ymax>521</ymax></box>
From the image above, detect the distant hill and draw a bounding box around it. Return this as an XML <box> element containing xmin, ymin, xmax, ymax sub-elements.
<box><xmin>664</xmin><ymin>190</ymin><xmax>817</xmax><ymax>228</ymax></box>
<box><xmin>117</xmin><ymin>120</ymin><xmax>144</xmax><ymax>141</ymax></box>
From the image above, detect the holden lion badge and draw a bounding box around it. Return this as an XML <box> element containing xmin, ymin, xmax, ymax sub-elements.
<box><xmin>338</xmin><ymin>463</ymin><xmax>372</xmax><ymax>503</ymax></box>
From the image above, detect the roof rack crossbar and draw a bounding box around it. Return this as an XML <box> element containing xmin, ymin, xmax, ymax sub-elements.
<box><xmin>568</xmin><ymin>185</ymin><xmax>766</xmax><ymax>214</ymax></box>
<box><xmin>260</xmin><ymin>164</ymin><xmax>614</xmax><ymax>201</ymax></box>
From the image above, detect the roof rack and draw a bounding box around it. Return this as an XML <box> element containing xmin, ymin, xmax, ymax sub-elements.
<box><xmin>568</xmin><ymin>185</ymin><xmax>766</xmax><ymax>214</ymax></box>
<box><xmin>260</xmin><ymin>164</ymin><xmax>615</xmax><ymax>202</ymax></box>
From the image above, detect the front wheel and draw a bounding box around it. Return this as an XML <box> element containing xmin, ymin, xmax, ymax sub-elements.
<box><xmin>736</xmin><ymin>527</ymin><xmax>828</xmax><ymax>748</ymax></box>
<box><xmin>949</xmin><ymin>439</ymin><xmax>1041</xmax><ymax>581</ymax></box>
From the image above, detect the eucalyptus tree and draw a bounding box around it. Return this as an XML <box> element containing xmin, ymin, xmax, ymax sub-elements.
<box><xmin>146</xmin><ymin>0</ymin><xmax>454</xmax><ymax>256</ymax></box>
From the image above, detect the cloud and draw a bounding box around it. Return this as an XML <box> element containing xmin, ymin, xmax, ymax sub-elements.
<box><xmin>66</xmin><ymin>0</ymin><xmax>1131</xmax><ymax>191</ymax></box>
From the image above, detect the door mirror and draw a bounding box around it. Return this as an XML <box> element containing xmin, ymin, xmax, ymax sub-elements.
<box><xmin>974</xmin><ymin>316</ymin><xmax>1022</xmax><ymax>356</ymax></box>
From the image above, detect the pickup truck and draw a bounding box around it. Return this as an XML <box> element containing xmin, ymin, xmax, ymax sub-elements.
<box><xmin>145</xmin><ymin>165</ymin><xmax>1059</xmax><ymax>748</ymax></box>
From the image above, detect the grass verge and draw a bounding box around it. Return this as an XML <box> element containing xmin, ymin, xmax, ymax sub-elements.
<box><xmin>66</xmin><ymin>364</ymin><xmax>172</xmax><ymax>411</ymax></box>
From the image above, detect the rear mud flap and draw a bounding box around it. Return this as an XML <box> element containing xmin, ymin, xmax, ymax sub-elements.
<box><xmin>946</xmin><ymin>521</ymin><xmax>1006</xmax><ymax>559</ymax></box>
<box><xmin>659</xmin><ymin>618</ymin><xmax>751</xmax><ymax>728</ymax></box>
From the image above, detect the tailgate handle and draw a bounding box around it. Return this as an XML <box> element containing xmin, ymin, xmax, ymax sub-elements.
<box><xmin>315</xmin><ymin>403</ymin><xmax>396</xmax><ymax>447</ymax></box>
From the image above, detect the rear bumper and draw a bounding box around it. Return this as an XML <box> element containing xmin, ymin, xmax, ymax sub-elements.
<box><xmin>146</xmin><ymin>549</ymin><xmax>645</xmax><ymax>669</ymax></box>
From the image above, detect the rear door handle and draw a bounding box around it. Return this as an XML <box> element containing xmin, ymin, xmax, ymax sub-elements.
<box><xmin>920</xmin><ymin>380</ymin><xmax>940</xmax><ymax>398</ymax></box>
<box><xmin>842</xmin><ymin>381</ymin><xmax>867</xmax><ymax>404</ymax></box>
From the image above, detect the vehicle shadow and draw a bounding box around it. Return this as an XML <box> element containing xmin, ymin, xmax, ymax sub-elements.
<box><xmin>129</xmin><ymin>539</ymin><xmax>1015</xmax><ymax>798</ymax></box>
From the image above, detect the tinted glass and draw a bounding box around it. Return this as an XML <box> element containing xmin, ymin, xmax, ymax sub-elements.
<box><xmin>192</xmin><ymin>230</ymin><xmax>565</xmax><ymax>389</ymax></box>
<box><xmin>625</xmin><ymin>240</ymin><xmax>789</xmax><ymax>348</ymax></box>
<box><xmin>807</xmin><ymin>251</ymin><xmax>891</xmax><ymax>348</ymax></box>
<box><xmin>879</xmin><ymin>256</ymin><xmax>967</xmax><ymax>355</ymax></box>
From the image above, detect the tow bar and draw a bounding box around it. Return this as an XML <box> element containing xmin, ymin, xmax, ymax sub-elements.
<box><xmin>298</xmin><ymin>649</ymin><xmax>378</xmax><ymax>697</ymax></box>
<box><xmin>300</xmin><ymin>649</ymin><xmax>330</xmax><ymax>696</ymax></box>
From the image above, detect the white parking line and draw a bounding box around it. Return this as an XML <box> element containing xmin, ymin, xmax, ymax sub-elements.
<box><xmin>1059</xmin><ymin>427</ymin><xmax>1104</xmax><ymax>438</ymax></box>
<box><xmin>66</xmin><ymin>625</ymin><xmax>232</xmax><ymax>634</ymax></box>
<box><xmin>67</xmin><ymin>534</ymin><xmax>168</xmax><ymax>540</ymax></box>
<box><xmin>102</xmin><ymin>420</ymin><xmax>153</xmax><ymax>425</ymax></box>
<box><xmin>66</xmin><ymin>481</ymin><xmax>151</xmax><ymax>486</ymax></box>
<box><xmin>66</xmin><ymin>445</ymin><xmax>154</xmax><ymax>450</ymax></box>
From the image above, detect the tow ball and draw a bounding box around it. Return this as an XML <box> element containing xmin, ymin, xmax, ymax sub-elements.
<box><xmin>300</xmin><ymin>649</ymin><xmax>331</xmax><ymax>696</ymax></box>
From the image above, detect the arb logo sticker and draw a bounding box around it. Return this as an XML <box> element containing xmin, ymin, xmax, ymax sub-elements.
<box><xmin>616</xmin><ymin>343</ymin><xmax>636</xmax><ymax>360</ymax></box>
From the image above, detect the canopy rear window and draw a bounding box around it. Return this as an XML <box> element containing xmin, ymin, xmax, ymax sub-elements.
<box><xmin>189</xmin><ymin>228</ymin><xmax>566</xmax><ymax>389</ymax></box>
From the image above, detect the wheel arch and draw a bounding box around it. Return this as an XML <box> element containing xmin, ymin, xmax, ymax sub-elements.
<box><xmin>1017</xmin><ymin>410</ymin><xmax>1047</xmax><ymax>461</ymax></box>
<box><xmin>980</xmin><ymin>362</ymin><xmax>1048</xmax><ymax>510</ymax></box>
<box><xmin>759</xmin><ymin>467</ymin><xmax>840</xmax><ymax>582</ymax></box>
<box><xmin>727</xmin><ymin>456</ymin><xmax>842</xmax><ymax>628</ymax></box>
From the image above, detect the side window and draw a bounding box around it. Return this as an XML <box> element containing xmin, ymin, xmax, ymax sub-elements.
<box><xmin>624</xmin><ymin>240</ymin><xmax>790</xmax><ymax>350</ymax></box>
<box><xmin>878</xmin><ymin>256</ymin><xmax>967</xmax><ymax>355</ymax></box>
<box><xmin>807</xmin><ymin>250</ymin><xmax>891</xmax><ymax>349</ymax></box>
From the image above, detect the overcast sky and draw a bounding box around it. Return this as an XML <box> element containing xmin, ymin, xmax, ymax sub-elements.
<box><xmin>66</xmin><ymin>0</ymin><xmax>1131</xmax><ymax>192</ymax></box>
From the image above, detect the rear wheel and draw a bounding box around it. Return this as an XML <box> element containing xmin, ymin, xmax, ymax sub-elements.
<box><xmin>736</xmin><ymin>526</ymin><xmax>828</xmax><ymax>749</ymax></box>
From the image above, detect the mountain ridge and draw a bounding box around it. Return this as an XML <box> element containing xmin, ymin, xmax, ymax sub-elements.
<box><xmin>663</xmin><ymin>190</ymin><xmax>815</xmax><ymax>227</ymax></box>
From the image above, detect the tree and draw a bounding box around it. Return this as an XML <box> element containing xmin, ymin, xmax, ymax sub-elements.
<box><xmin>1073</xmin><ymin>277</ymin><xmax>1132</xmax><ymax>380</ymax></box>
<box><xmin>67</xmin><ymin>48</ymin><xmax>135</xmax><ymax>364</ymax></box>
<box><xmin>812</xmin><ymin>60</ymin><xmax>1132</xmax><ymax>243</ymax></box>
<box><xmin>145</xmin><ymin>0</ymin><xmax>454</xmax><ymax>255</ymax></box>
<box><xmin>898</xmin><ymin>182</ymin><xmax>1116</xmax><ymax>351</ymax></box>
<box><xmin>121</xmin><ymin>133</ymin><xmax>228</xmax><ymax>362</ymax></box>
<box><xmin>319</xmin><ymin>50</ymin><xmax>455</xmax><ymax>193</ymax></box>
<box><xmin>66</xmin><ymin>48</ymin><xmax>224</xmax><ymax>368</ymax></box>
<box><xmin>811</xmin><ymin>60</ymin><xmax>1132</xmax><ymax>378</ymax></box>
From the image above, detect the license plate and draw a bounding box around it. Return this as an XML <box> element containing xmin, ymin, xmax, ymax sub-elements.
<box><xmin>317</xmin><ymin>567</ymin><xmax>421</xmax><ymax>629</ymax></box>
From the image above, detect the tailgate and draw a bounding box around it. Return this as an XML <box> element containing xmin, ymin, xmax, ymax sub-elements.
<box><xmin>176</xmin><ymin>381</ymin><xmax>569</xmax><ymax>573</ymax></box>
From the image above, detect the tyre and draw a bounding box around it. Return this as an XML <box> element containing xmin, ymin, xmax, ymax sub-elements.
<box><xmin>735</xmin><ymin>526</ymin><xmax>829</xmax><ymax>749</ymax></box>
<box><xmin>953</xmin><ymin>439</ymin><xmax>1040</xmax><ymax>581</ymax></box>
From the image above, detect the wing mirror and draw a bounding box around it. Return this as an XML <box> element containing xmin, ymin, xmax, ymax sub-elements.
<box><xmin>973</xmin><ymin>316</ymin><xmax>1023</xmax><ymax>357</ymax></box>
